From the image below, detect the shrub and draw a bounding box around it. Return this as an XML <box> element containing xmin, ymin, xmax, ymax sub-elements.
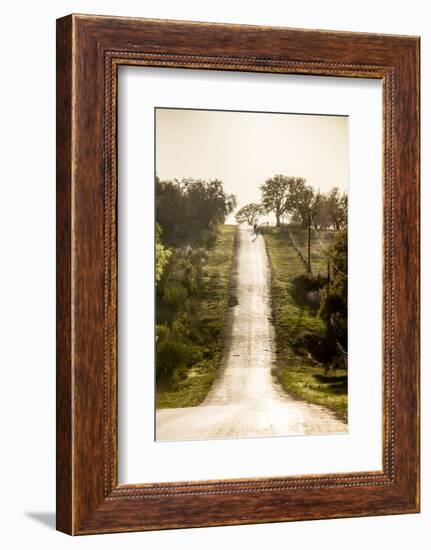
<box><xmin>293</xmin><ymin>330</ymin><xmax>337</xmax><ymax>365</ymax></box>
<box><xmin>162</xmin><ymin>247</ymin><xmax>207</xmax><ymax>296</ymax></box>
<box><xmin>155</xmin><ymin>223</ymin><xmax>171</xmax><ymax>283</ymax></box>
<box><xmin>291</xmin><ymin>274</ymin><xmax>326</xmax><ymax>308</ymax></box>
<box><xmin>319</xmin><ymin>229</ymin><xmax>347</xmax><ymax>352</ymax></box>
<box><xmin>163</xmin><ymin>281</ymin><xmax>187</xmax><ymax>309</ymax></box>
<box><xmin>156</xmin><ymin>337</ymin><xmax>188</xmax><ymax>383</ymax></box>
<box><xmin>306</xmin><ymin>290</ymin><xmax>321</xmax><ymax>308</ymax></box>
<box><xmin>156</xmin><ymin>323</ymin><xmax>169</xmax><ymax>342</ymax></box>
<box><xmin>183</xmin><ymin>344</ymin><xmax>204</xmax><ymax>366</ymax></box>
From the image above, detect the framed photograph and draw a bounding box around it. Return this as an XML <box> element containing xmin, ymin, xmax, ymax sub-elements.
<box><xmin>56</xmin><ymin>14</ymin><xmax>420</xmax><ymax>534</ymax></box>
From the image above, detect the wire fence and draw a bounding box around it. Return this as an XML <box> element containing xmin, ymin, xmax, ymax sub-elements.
<box><xmin>287</xmin><ymin>228</ymin><xmax>311</xmax><ymax>273</ymax></box>
<box><xmin>310</xmin><ymin>215</ymin><xmax>347</xmax><ymax>280</ymax></box>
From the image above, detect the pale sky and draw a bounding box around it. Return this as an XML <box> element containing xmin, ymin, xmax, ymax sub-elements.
<box><xmin>155</xmin><ymin>108</ymin><xmax>348</xmax><ymax>224</ymax></box>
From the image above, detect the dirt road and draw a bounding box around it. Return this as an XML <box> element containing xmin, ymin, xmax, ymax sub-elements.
<box><xmin>156</xmin><ymin>226</ymin><xmax>347</xmax><ymax>441</ymax></box>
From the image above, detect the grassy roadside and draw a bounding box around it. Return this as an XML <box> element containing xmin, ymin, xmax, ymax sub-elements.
<box><xmin>156</xmin><ymin>225</ymin><xmax>237</xmax><ymax>409</ymax></box>
<box><xmin>263</xmin><ymin>227</ymin><xmax>347</xmax><ymax>421</ymax></box>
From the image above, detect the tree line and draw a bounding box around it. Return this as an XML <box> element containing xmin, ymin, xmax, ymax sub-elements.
<box><xmin>156</xmin><ymin>176</ymin><xmax>236</xmax><ymax>284</ymax></box>
<box><xmin>156</xmin><ymin>176</ymin><xmax>236</xmax><ymax>247</ymax></box>
<box><xmin>155</xmin><ymin>176</ymin><xmax>235</xmax><ymax>388</ymax></box>
<box><xmin>235</xmin><ymin>174</ymin><xmax>347</xmax><ymax>230</ymax></box>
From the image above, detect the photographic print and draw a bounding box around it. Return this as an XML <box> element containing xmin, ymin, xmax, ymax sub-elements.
<box><xmin>155</xmin><ymin>108</ymin><xmax>348</xmax><ymax>441</ymax></box>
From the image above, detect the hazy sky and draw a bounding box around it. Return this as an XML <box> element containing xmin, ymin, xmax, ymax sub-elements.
<box><xmin>156</xmin><ymin>108</ymin><xmax>348</xmax><ymax>223</ymax></box>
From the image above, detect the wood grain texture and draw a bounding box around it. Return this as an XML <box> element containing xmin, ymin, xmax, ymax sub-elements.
<box><xmin>56</xmin><ymin>14</ymin><xmax>420</xmax><ymax>535</ymax></box>
<box><xmin>56</xmin><ymin>15</ymin><xmax>73</xmax><ymax>535</ymax></box>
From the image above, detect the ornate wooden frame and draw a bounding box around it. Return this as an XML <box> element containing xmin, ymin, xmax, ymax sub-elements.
<box><xmin>56</xmin><ymin>14</ymin><xmax>420</xmax><ymax>534</ymax></box>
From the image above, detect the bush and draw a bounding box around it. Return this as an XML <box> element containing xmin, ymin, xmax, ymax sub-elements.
<box><xmin>293</xmin><ymin>330</ymin><xmax>337</xmax><ymax>365</ymax></box>
<box><xmin>319</xmin><ymin>230</ymin><xmax>347</xmax><ymax>352</ymax></box>
<box><xmin>163</xmin><ymin>281</ymin><xmax>187</xmax><ymax>309</ymax></box>
<box><xmin>155</xmin><ymin>324</ymin><xmax>205</xmax><ymax>386</ymax></box>
<box><xmin>184</xmin><ymin>343</ymin><xmax>204</xmax><ymax>366</ymax></box>
<box><xmin>291</xmin><ymin>274</ymin><xmax>326</xmax><ymax>308</ymax></box>
<box><xmin>155</xmin><ymin>223</ymin><xmax>171</xmax><ymax>283</ymax></box>
<box><xmin>306</xmin><ymin>290</ymin><xmax>321</xmax><ymax>308</ymax></box>
<box><xmin>156</xmin><ymin>323</ymin><xmax>169</xmax><ymax>342</ymax></box>
<box><xmin>156</xmin><ymin>337</ymin><xmax>188</xmax><ymax>384</ymax></box>
<box><xmin>162</xmin><ymin>247</ymin><xmax>207</xmax><ymax>296</ymax></box>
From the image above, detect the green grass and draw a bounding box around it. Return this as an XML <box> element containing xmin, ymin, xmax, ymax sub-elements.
<box><xmin>156</xmin><ymin>225</ymin><xmax>236</xmax><ymax>409</ymax></box>
<box><xmin>156</xmin><ymin>360</ymin><xmax>219</xmax><ymax>409</ymax></box>
<box><xmin>263</xmin><ymin>227</ymin><xmax>347</xmax><ymax>421</ymax></box>
<box><xmin>278</xmin><ymin>366</ymin><xmax>347</xmax><ymax>421</ymax></box>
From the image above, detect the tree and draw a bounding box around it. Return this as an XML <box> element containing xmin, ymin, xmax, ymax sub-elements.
<box><xmin>155</xmin><ymin>177</ymin><xmax>187</xmax><ymax>243</ymax></box>
<box><xmin>182</xmin><ymin>178</ymin><xmax>236</xmax><ymax>231</ymax></box>
<box><xmin>312</xmin><ymin>195</ymin><xmax>332</xmax><ymax>229</ymax></box>
<box><xmin>319</xmin><ymin>229</ymin><xmax>347</xmax><ymax>353</ymax></box>
<box><xmin>156</xmin><ymin>176</ymin><xmax>236</xmax><ymax>245</ymax></box>
<box><xmin>287</xmin><ymin>186</ymin><xmax>347</xmax><ymax>230</ymax></box>
<box><xmin>260</xmin><ymin>174</ymin><xmax>290</xmax><ymax>227</ymax></box>
<box><xmin>283</xmin><ymin>177</ymin><xmax>316</xmax><ymax>228</ymax></box>
<box><xmin>235</xmin><ymin>203</ymin><xmax>264</xmax><ymax>225</ymax></box>
<box><xmin>325</xmin><ymin>187</ymin><xmax>347</xmax><ymax>230</ymax></box>
<box><xmin>260</xmin><ymin>175</ymin><xmax>323</xmax><ymax>228</ymax></box>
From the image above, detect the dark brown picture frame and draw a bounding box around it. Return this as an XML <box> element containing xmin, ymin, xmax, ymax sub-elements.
<box><xmin>56</xmin><ymin>14</ymin><xmax>420</xmax><ymax>535</ymax></box>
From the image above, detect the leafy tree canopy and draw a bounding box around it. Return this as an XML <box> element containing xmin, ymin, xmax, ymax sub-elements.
<box><xmin>259</xmin><ymin>174</ymin><xmax>347</xmax><ymax>230</ymax></box>
<box><xmin>234</xmin><ymin>203</ymin><xmax>264</xmax><ymax>225</ymax></box>
<box><xmin>156</xmin><ymin>176</ymin><xmax>236</xmax><ymax>245</ymax></box>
